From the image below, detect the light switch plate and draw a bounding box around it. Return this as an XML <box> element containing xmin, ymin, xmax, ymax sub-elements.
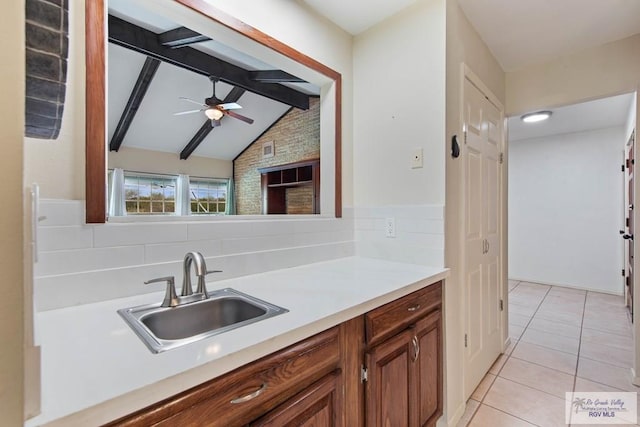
<box><xmin>411</xmin><ymin>148</ymin><xmax>423</xmax><ymax>169</ymax></box>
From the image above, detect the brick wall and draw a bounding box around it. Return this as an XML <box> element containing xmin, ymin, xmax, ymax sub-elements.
<box><xmin>234</xmin><ymin>97</ymin><xmax>320</xmax><ymax>215</ymax></box>
<box><xmin>25</xmin><ymin>0</ymin><xmax>69</xmax><ymax>139</ymax></box>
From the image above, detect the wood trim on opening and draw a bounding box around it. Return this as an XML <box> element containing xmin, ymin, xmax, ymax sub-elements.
<box><xmin>86</xmin><ymin>0</ymin><xmax>342</xmax><ymax>221</ymax></box>
<box><xmin>85</xmin><ymin>0</ymin><xmax>106</xmax><ymax>223</ymax></box>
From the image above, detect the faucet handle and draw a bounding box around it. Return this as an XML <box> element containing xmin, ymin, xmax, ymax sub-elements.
<box><xmin>194</xmin><ymin>270</ymin><xmax>223</xmax><ymax>296</ymax></box>
<box><xmin>144</xmin><ymin>276</ymin><xmax>175</xmax><ymax>285</ymax></box>
<box><xmin>144</xmin><ymin>276</ymin><xmax>178</xmax><ymax>308</ymax></box>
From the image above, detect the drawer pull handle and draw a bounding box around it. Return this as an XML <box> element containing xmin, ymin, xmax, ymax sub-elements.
<box><xmin>412</xmin><ymin>335</ymin><xmax>420</xmax><ymax>362</ymax></box>
<box><xmin>230</xmin><ymin>383</ymin><xmax>267</xmax><ymax>404</ymax></box>
<box><xmin>407</xmin><ymin>304</ymin><xmax>421</xmax><ymax>312</ymax></box>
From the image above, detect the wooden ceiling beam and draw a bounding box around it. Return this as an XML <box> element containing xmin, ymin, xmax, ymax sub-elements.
<box><xmin>158</xmin><ymin>27</ymin><xmax>211</xmax><ymax>48</ymax></box>
<box><xmin>180</xmin><ymin>88</ymin><xmax>246</xmax><ymax>160</ymax></box>
<box><xmin>249</xmin><ymin>70</ymin><xmax>306</xmax><ymax>83</ymax></box>
<box><xmin>180</xmin><ymin>119</ymin><xmax>214</xmax><ymax>160</ymax></box>
<box><xmin>108</xmin><ymin>15</ymin><xmax>309</xmax><ymax>110</ymax></box>
<box><xmin>109</xmin><ymin>56</ymin><xmax>160</xmax><ymax>152</ymax></box>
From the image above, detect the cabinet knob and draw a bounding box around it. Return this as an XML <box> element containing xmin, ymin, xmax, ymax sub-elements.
<box><xmin>411</xmin><ymin>335</ymin><xmax>420</xmax><ymax>362</ymax></box>
<box><xmin>407</xmin><ymin>304</ymin><xmax>421</xmax><ymax>312</ymax></box>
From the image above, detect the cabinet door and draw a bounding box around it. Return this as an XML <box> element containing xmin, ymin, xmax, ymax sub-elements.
<box><xmin>412</xmin><ymin>310</ymin><xmax>442</xmax><ymax>427</ymax></box>
<box><xmin>251</xmin><ymin>371</ymin><xmax>342</xmax><ymax>427</ymax></box>
<box><xmin>365</xmin><ymin>329</ymin><xmax>414</xmax><ymax>427</ymax></box>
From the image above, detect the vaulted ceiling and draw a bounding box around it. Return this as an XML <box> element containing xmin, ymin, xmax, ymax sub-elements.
<box><xmin>303</xmin><ymin>0</ymin><xmax>640</xmax><ymax>72</ymax></box>
<box><xmin>107</xmin><ymin>0</ymin><xmax>320</xmax><ymax>161</ymax></box>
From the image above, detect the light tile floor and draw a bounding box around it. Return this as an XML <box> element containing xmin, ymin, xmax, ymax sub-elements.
<box><xmin>458</xmin><ymin>280</ymin><xmax>638</xmax><ymax>427</ymax></box>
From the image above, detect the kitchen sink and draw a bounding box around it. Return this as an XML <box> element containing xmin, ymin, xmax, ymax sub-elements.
<box><xmin>118</xmin><ymin>288</ymin><xmax>288</xmax><ymax>353</ymax></box>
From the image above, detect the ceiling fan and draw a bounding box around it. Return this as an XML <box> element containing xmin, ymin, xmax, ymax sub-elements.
<box><xmin>174</xmin><ymin>76</ymin><xmax>254</xmax><ymax>127</ymax></box>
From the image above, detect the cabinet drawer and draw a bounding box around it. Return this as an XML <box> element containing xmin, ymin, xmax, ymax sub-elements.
<box><xmin>365</xmin><ymin>282</ymin><xmax>442</xmax><ymax>346</ymax></box>
<box><xmin>250</xmin><ymin>370</ymin><xmax>342</xmax><ymax>427</ymax></box>
<box><xmin>109</xmin><ymin>327</ymin><xmax>340</xmax><ymax>427</ymax></box>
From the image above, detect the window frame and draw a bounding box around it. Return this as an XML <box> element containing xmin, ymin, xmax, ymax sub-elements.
<box><xmin>188</xmin><ymin>176</ymin><xmax>230</xmax><ymax>215</ymax></box>
<box><xmin>122</xmin><ymin>171</ymin><xmax>177</xmax><ymax>216</ymax></box>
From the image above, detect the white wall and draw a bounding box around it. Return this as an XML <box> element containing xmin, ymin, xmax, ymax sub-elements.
<box><xmin>509</xmin><ymin>126</ymin><xmax>625</xmax><ymax>293</ymax></box>
<box><xmin>0</xmin><ymin>0</ymin><xmax>24</xmax><ymax>424</ymax></box>
<box><xmin>353</xmin><ymin>0</ymin><xmax>445</xmax><ymax>207</ymax></box>
<box><xmin>444</xmin><ymin>1</ymin><xmax>506</xmax><ymax>424</ymax></box>
<box><xmin>109</xmin><ymin>147</ymin><xmax>233</xmax><ymax>178</ymax></box>
<box><xmin>352</xmin><ymin>0</ymin><xmax>446</xmax><ymax>268</ymax></box>
<box><xmin>24</xmin><ymin>0</ymin><xmax>85</xmax><ymax>200</ymax></box>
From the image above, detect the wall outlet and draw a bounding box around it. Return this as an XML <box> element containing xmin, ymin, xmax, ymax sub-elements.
<box><xmin>411</xmin><ymin>148</ymin><xmax>423</xmax><ymax>169</ymax></box>
<box><xmin>385</xmin><ymin>217</ymin><xmax>396</xmax><ymax>238</ymax></box>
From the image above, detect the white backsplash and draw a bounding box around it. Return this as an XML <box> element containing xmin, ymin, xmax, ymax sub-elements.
<box><xmin>34</xmin><ymin>200</ymin><xmax>355</xmax><ymax>311</ymax></box>
<box><xmin>34</xmin><ymin>201</ymin><xmax>445</xmax><ymax>311</ymax></box>
<box><xmin>353</xmin><ymin>205</ymin><xmax>445</xmax><ymax>267</ymax></box>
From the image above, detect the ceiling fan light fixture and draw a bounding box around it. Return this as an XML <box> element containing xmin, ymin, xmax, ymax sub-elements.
<box><xmin>521</xmin><ymin>110</ymin><xmax>552</xmax><ymax>123</ymax></box>
<box><xmin>205</xmin><ymin>108</ymin><xmax>224</xmax><ymax>121</ymax></box>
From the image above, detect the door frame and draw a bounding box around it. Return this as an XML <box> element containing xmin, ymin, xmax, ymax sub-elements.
<box><xmin>459</xmin><ymin>63</ymin><xmax>508</xmax><ymax>399</ymax></box>
<box><xmin>631</xmin><ymin>89</ymin><xmax>640</xmax><ymax>387</ymax></box>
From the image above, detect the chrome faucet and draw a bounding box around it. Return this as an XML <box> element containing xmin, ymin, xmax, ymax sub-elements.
<box><xmin>181</xmin><ymin>251</ymin><xmax>208</xmax><ymax>297</ymax></box>
<box><xmin>145</xmin><ymin>251</ymin><xmax>222</xmax><ymax>308</ymax></box>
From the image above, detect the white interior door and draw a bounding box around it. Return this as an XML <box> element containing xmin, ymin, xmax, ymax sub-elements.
<box><xmin>462</xmin><ymin>75</ymin><xmax>504</xmax><ymax>399</ymax></box>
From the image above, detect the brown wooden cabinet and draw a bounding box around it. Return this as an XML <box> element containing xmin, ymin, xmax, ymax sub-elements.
<box><xmin>251</xmin><ymin>370</ymin><xmax>342</xmax><ymax>427</ymax></box>
<box><xmin>364</xmin><ymin>283</ymin><xmax>443</xmax><ymax>427</ymax></box>
<box><xmin>106</xmin><ymin>327</ymin><xmax>341</xmax><ymax>427</ymax></box>
<box><xmin>413</xmin><ymin>310</ymin><xmax>443</xmax><ymax>427</ymax></box>
<box><xmin>365</xmin><ymin>329</ymin><xmax>414</xmax><ymax>426</ymax></box>
<box><xmin>105</xmin><ymin>282</ymin><xmax>442</xmax><ymax>427</ymax></box>
<box><xmin>258</xmin><ymin>159</ymin><xmax>320</xmax><ymax>214</ymax></box>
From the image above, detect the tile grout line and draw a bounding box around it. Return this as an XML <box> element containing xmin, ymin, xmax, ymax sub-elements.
<box><xmin>477</xmin><ymin>402</ymin><xmax>543</xmax><ymax>427</ymax></box>
<box><xmin>568</xmin><ymin>288</ymin><xmax>588</xmax><ymax>426</ymax></box>
<box><xmin>509</xmin><ymin>284</ymin><xmax>553</xmax><ymax>347</ymax></box>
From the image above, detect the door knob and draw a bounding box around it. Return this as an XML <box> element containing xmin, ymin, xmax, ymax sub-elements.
<box><xmin>622</xmin><ymin>234</ymin><xmax>634</xmax><ymax>240</ymax></box>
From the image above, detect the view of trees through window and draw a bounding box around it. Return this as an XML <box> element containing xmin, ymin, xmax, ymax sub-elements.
<box><xmin>190</xmin><ymin>179</ymin><xmax>227</xmax><ymax>214</ymax></box>
<box><xmin>124</xmin><ymin>175</ymin><xmax>176</xmax><ymax>215</ymax></box>
<box><xmin>110</xmin><ymin>171</ymin><xmax>229</xmax><ymax>215</ymax></box>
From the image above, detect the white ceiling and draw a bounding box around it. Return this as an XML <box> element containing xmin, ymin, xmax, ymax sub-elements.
<box><xmin>108</xmin><ymin>44</ymin><xmax>291</xmax><ymax>160</ymax></box>
<box><xmin>301</xmin><ymin>0</ymin><xmax>417</xmax><ymax>35</ymax></box>
<box><xmin>457</xmin><ymin>0</ymin><xmax>640</xmax><ymax>71</ymax></box>
<box><xmin>302</xmin><ymin>0</ymin><xmax>640</xmax><ymax>71</ymax></box>
<box><xmin>508</xmin><ymin>93</ymin><xmax>634</xmax><ymax>142</ymax></box>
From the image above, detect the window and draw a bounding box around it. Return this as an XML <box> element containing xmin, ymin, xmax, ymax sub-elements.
<box><xmin>108</xmin><ymin>170</ymin><xmax>230</xmax><ymax>216</ymax></box>
<box><xmin>124</xmin><ymin>173</ymin><xmax>176</xmax><ymax>215</ymax></box>
<box><xmin>190</xmin><ymin>178</ymin><xmax>228</xmax><ymax>214</ymax></box>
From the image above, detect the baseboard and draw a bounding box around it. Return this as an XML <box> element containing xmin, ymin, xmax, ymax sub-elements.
<box><xmin>503</xmin><ymin>336</ymin><xmax>511</xmax><ymax>353</ymax></box>
<box><xmin>509</xmin><ymin>277</ymin><xmax>623</xmax><ymax>296</ymax></box>
<box><xmin>443</xmin><ymin>401</ymin><xmax>466</xmax><ymax>427</ymax></box>
<box><xmin>631</xmin><ymin>368</ymin><xmax>640</xmax><ymax>387</ymax></box>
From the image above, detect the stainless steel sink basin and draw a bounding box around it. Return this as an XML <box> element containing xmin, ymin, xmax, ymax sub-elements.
<box><xmin>118</xmin><ymin>288</ymin><xmax>288</xmax><ymax>353</ymax></box>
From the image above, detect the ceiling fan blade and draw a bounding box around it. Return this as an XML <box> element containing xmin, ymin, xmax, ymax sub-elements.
<box><xmin>218</xmin><ymin>102</ymin><xmax>242</xmax><ymax>110</ymax></box>
<box><xmin>225</xmin><ymin>110</ymin><xmax>254</xmax><ymax>124</ymax></box>
<box><xmin>174</xmin><ymin>108</ymin><xmax>205</xmax><ymax>116</ymax></box>
<box><xmin>179</xmin><ymin>97</ymin><xmax>207</xmax><ymax>107</ymax></box>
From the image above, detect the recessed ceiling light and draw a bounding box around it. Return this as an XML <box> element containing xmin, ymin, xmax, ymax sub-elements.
<box><xmin>521</xmin><ymin>111</ymin><xmax>552</xmax><ymax>123</ymax></box>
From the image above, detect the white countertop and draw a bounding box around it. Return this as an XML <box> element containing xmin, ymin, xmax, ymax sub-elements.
<box><xmin>27</xmin><ymin>256</ymin><xmax>448</xmax><ymax>426</ymax></box>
